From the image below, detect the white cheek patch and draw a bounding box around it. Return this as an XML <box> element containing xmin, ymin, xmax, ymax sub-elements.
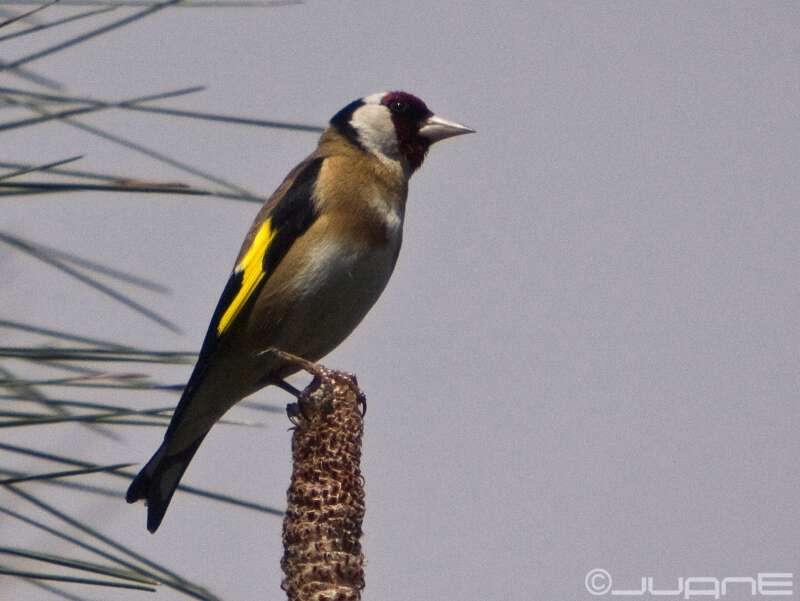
<box><xmin>350</xmin><ymin>104</ymin><xmax>400</xmax><ymax>160</ymax></box>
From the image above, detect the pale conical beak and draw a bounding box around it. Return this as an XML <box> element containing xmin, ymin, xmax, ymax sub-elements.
<box><xmin>418</xmin><ymin>114</ymin><xmax>475</xmax><ymax>143</ymax></box>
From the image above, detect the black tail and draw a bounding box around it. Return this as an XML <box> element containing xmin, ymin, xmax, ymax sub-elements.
<box><xmin>126</xmin><ymin>434</ymin><xmax>207</xmax><ymax>533</ymax></box>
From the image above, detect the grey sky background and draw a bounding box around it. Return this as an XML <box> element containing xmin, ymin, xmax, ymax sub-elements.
<box><xmin>1</xmin><ymin>2</ymin><xmax>798</xmax><ymax>600</ymax></box>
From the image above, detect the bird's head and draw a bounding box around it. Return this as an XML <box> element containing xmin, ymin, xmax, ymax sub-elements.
<box><xmin>330</xmin><ymin>91</ymin><xmax>474</xmax><ymax>172</ymax></box>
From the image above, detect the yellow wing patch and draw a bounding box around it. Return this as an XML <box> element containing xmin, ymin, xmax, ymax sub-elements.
<box><xmin>216</xmin><ymin>219</ymin><xmax>276</xmax><ymax>336</ymax></box>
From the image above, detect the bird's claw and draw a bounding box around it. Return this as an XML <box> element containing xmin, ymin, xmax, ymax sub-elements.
<box><xmin>286</xmin><ymin>402</ymin><xmax>302</xmax><ymax>427</ymax></box>
<box><xmin>356</xmin><ymin>389</ymin><xmax>367</xmax><ymax>417</ymax></box>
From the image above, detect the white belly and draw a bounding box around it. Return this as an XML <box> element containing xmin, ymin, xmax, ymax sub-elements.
<box><xmin>273</xmin><ymin>234</ymin><xmax>401</xmax><ymax>362</ymax></box>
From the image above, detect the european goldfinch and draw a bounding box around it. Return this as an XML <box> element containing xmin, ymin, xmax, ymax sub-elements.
<box><xmin>126</xmin><ymin>91</ymin><xmax>473</xmax><ymax>532</ymax></box>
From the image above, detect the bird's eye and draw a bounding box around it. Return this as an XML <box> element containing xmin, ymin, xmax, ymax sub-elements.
<box><xmin>391</xmin><ymin>100</ymin><xmax>408</xmax><ymax>114</ymax></box>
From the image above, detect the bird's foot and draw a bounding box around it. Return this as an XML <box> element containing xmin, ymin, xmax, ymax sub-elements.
<box><xmin>356</xmin><ymin>388</ymin><xmax>367</xmax><ymax>417</ymax></box>
<box><xmin>271</xmin><ymin>378</ymin><xmax>303</xmax><ymax>398</ymax></box>
<box><xmin>286</xmin><ymin>401</ymin><xmax>302</xmax><ymax>427</ymax></box>
<box><xmin>261</xmin><ymin>347</ymin><xmax>364</xmax><ymax>422</ymax></box>
<box><xmin>260</xmin><ymin>347</ymin><xmax>326</xmax><ymax>379</ymax></box>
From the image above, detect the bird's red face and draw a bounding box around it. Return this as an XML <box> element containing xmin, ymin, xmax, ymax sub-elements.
<box><xmin>380</xmin><ymin>91</ymin><xmax>434</xmax><ymax>170</ymax></box>
<box><xmin>330</xmin><ymin>90</ymin><xmax>474</xmax><ymax>172</ymax></box>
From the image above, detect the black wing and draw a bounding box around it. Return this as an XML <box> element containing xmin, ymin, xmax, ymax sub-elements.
<box><xmin>170</xmin><ymin>155</ymin><xmax>324</xmax><ymax>429</ymax></box>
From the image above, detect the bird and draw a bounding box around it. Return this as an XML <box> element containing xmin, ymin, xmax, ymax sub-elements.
<box><xmin>126</xmin><ymin>91</ymin><xmax>474</xmax><ymax>532</ymax></box>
